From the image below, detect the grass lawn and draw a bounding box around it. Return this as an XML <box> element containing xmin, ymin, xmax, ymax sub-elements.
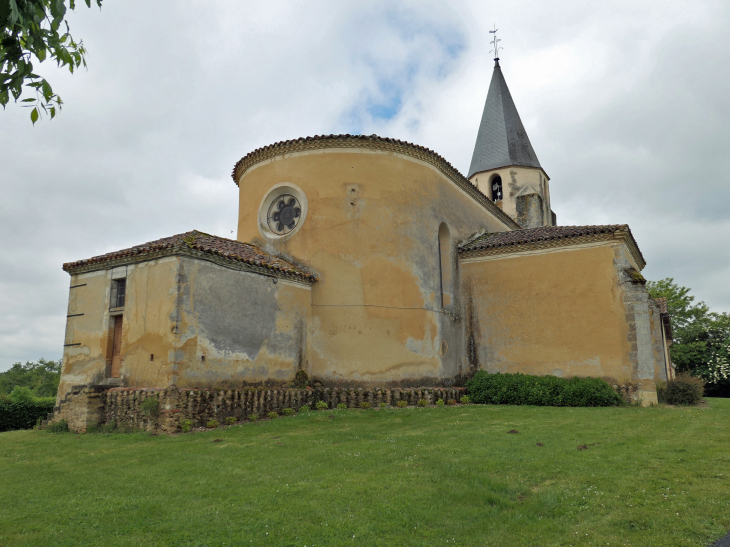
<box><xmin>2</xmin><ymin>400</ymin><xmax>729</xmax><ymax>547</ymax></box>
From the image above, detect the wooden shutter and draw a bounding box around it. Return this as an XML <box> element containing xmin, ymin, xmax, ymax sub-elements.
<box><xmin>111</xmin><ymin>315</ymin><xmax>123</xmax><ymax>378</ymax></box>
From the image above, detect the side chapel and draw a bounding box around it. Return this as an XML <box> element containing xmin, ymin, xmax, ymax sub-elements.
<box><xmin>58</xmin><ymin>57</ymin><xmax>673</xmax><ymax>405</ymax></box>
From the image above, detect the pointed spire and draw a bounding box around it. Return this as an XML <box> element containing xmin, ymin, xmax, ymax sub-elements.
<box><xmin>467</xmin><ymin>61</ymin><xmax>541</xmax><ymax>178</ymax></box>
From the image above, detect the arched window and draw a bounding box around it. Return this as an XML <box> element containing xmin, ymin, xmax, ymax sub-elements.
<box><xmin>491</xmin><ymin>175</ymin><xmax>503</xmax><ymax>201</ymax></box>
<box><xmin>438</xmin><ymin>223</ymin><xmax>452</xmax><ymax>308</ymax></box>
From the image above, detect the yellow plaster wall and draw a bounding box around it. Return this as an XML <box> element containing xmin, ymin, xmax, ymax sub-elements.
<box><xmin>58</xmin><ymin>258</ymin><xmax>179</xmax><ymax>403</ymax></box>
<box><xmin>461</xmin><ymin>243</ymin><xmax>636</xmax><ymax>383</ymax></box>
<box><xmin>237</xmin><ymin>149</ymin><xmax>511</xmax><ymax>386</ymax></box>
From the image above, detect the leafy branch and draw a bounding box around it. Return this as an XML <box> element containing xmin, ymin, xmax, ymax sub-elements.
<box><xmin>1</xmin><ymin>0</ymin><xmax>102</xmax><ymax>124</ymax></box>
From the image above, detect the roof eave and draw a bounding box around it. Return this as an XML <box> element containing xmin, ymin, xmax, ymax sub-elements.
<box><xmin>63</xmin><ymin>244</ymin><xmax>318</xmax><ymax>285</ymax></box>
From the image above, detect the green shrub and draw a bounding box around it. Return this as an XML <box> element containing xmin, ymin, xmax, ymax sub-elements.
<box><xmin>436</xmin><ymin>398</ymin><xmax>445</xmax><ymax>407</ymax></box>
<box><xmin>417</xmin><ymin>398</ymin><xmax>427</xmax><ymax>407</ymax></box>
<box><xmin>91</xmin><ymin>421</ymin><xmax>119</xmax><ymax>434</ymax></box>
<box><xmin>397</xmin><ymin>400</ymin><xmax>408</xmax><ymax>408</ymax></box>
<box><xmin>267</xmin><ymin>411</ymin><xmax>278</xmax><ymax>419</ymax></box>
<box><xmin>180</xmin><ymin>419</ymin><xmax>193</xmax><ymax>433</ymax></box>
<box><xmin>206</xmin><ymin>419</ymin><xmax>219</xmax><ymax>428</ymax></box>
<box><xmin>465</xmin><ymin>371</ymin><xmax>624</xmax><ymax>407</ymax></box>
<box><xmin>659</xmin><ymin>374</ymin><xmax>704</xmax><ymax>406</ymax></box>
<box><xmin>140</xmin><ymin>397</ymin><xmax>159</xmax><ymax>418</ymax></box>
<box><xmin>248</xmin><ymin>413</ymin><xmax>259</xmax><ymax>422</ymax></box>
<box><xmin>225</xmin><ymin>416</ymin><xmax>237</xmax><ymax>425</ymax></box>
<box><xmin>460</xmin><ymin>395</ymin><xmax>471</xmax><ymax>404</ymax></box>
<box><xmin>0</xmin><ymin>399</ymin><xmax>55</xmax><ymax>432</ymax></box>
<box><xmin>360</xmin><ymin>402</ymin><xmax>371</xmax><ymax>410</ymax></box>
<box><xmin>379</xmin><ymin>402</ymin><xmax>387</xmax><ymax>409</ymax></box>
<box><xmin>282</xmin><ymin>408</ymin><xmax>295</xmax><ymax>416</ymax></box>
<box><xmin>299</xmin><ymin>403</ymin><xmax>311</xmax><ymax>411</ymax></box>
<box><xmin>315</xmin><ymin>401</ymin><xmax>328</xmax><ymax>410</ymax></box>
<box><xmin>337</xmin><ymin>403</ymin><xmax>347</xmax><ymax>410</ymax></box>
<box><xmin>47</xmin><ymin>419</ymin><xmax>69</xmax><ymax>433</ymax></box>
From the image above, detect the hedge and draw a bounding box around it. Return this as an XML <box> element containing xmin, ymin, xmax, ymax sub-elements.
<box><xmin>0</xmin><ymin>400</ymin><xmax>55</xmax><ymax>432</ymax></box>
<box><xmin>465</xmin><ymin>371</ymin><xmax>624</xmax><ymax>407</ymax></box>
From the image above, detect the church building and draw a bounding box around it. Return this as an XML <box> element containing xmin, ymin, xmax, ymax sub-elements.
<box><xmin>58</xmin><ymin>58</ymin><xmax>673</xmax><ymax>406</ymax></box>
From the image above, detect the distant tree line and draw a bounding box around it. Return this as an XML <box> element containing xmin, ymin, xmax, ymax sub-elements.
<box><xmin>0</xmin><ymin>358</ymin><xmax>61</xmax><ymax>402</ymax></box>
<box><xmin>648</xmin><ymin>278</ymin><xmax>730</xmax><ymax>397</ymax></box>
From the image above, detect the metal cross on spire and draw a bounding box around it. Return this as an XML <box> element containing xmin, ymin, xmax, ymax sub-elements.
<box><xmin>489</xmin><ymin>24</ymin><xmax>502</xmax><ymax>64</ymax></box>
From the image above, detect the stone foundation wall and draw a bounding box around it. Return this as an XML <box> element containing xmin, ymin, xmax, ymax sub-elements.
<box><xmin>51</xmin><ymin>386</ymin><xmax>465</xmax><ymax>433</ymax></box>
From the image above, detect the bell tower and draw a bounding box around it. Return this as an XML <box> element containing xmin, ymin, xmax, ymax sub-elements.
<box><xmin>467</xmin><ymin>33</ymin><xmax>556</xmax><ymax>228</ymax></box>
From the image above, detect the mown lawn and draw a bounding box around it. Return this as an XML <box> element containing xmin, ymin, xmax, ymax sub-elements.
<box><xmin>1</xmin><ymin>400</ymin><xmax>729</xmax><ymax>547</ymax></box>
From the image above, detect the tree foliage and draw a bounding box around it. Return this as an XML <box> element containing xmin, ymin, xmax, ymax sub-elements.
<box><xmin>647</xmin><ymin>278</ymin><xmax>730</xmax><ymax>397</ymax></box>
<box><xmin>1</xmin><ymin>0</ymin><xmax>101</xmax><ymax>123</ymax></box>
<box><xmin>0</xmin><ymin>358</ymin><xmax>61</xmax><ymax>398</ymax></box>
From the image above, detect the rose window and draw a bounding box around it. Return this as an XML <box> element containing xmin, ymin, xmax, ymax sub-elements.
<box><xmin>267</xmin><ymin>194</ymin><xmax>302</xmax><ymax>235</ymax></box>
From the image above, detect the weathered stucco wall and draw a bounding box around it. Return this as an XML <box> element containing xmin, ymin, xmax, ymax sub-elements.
<box><xmin>460</xmin><ymin>241</ymin><xmax>660</xmax><ymax>404</ymax></box>
<box><xmin>58</xmin><ymin>256</ymin><xmax>312</xmax><ymax>401</ymax></box>
<box><xmin>59</xmin><ymin>257</ymin><xmax>179</xmax><ymax>403</ymax></box>
<box><xmin>236</xmin><ymin>149</ymin><xmax>513</xmax><ymax>387</ymax></box>
<box><xmin>470</xmin><ymin>166</ymin><xmax>552</xmax><ymax>226</ymax></box>
<box><xmin>173</xmin><ymin>257</ymin><xmax>312</xmax><ymax>388</ymax></box>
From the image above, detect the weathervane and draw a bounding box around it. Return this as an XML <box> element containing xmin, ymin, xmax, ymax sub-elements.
<box><xmin>489</xmin><ymin>25</ymin><xmax>502</xmax><ymax>63</ymax></box>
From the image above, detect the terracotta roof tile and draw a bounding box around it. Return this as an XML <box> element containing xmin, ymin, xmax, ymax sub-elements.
<box><xmin>459</xmin><ymin>224</ymin><xmax>645</xmax><ymax>266</ymax></box>
<box><xmin>232</xmin><ymin>134</ymin><xmax>459</xmax><ymax>183</ymax></box>
<box><xmin>655</xmin><ymin>297</ymin><xmax>669</xmax><ymax>315</ymax></box>
<box><xmin>62</xmin><ymin>230</ymin><xmax>318</xmax><ymax>282</ymax></box>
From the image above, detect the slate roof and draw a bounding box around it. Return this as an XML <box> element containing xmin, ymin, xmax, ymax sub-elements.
<box><xmin>62</xmin><ymin>230</ymin><xmax>318</xmax><ymax>282</ymax></box>
<box><xmin>459</xmin><ymin>225</ymin><xmax>644</xmax><ymax>264</ymax></box>
<box><xmin>467</xmin><ymin>61</ymin><xmax>542</xmax><ymax>178</ymax></box>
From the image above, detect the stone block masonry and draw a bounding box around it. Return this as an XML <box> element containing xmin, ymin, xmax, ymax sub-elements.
<box><xmin>50</xmin><ymin>386</ymin><xmax>465</xmax><ymax>433</ymax></box>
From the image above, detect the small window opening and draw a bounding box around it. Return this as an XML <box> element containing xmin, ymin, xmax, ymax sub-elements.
<box><xmin>110</xmin><ymin>278</ymin><xmax>126</xmax><ymax>308</ymax></box>
<box><xmin>201</xmin><ymin>355</ymin><xmax>206</xmax><ymax>362</ymax></box>
<box><xmin>150</xmin><ymin>354</ymin><xmax>154</xmax><ymax>362</ymax></box>
<box><xmin>491</xmin><ymin>176</ymin><xmax>503</xmax><ymax>201</ymax></box>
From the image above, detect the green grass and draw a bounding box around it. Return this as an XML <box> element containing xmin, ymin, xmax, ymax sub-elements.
<box><xmin>2</xmin><ymin>401</ymin><xmax>730</xmax><ymax>547</ymax></box>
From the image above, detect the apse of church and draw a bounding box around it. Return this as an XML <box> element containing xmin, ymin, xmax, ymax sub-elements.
<box><xmin>57</xmin><ymin>54</ymin><xmax>671</xmax><ymax>406</ymax></box>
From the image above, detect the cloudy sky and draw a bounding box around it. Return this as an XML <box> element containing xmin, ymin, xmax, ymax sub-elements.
<box><xmin>1</xmin><ymin>0</ymin><xmax>729</xmax><ymax>370</ymax></box>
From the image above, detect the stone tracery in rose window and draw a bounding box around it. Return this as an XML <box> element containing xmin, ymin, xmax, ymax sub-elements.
<box><xmin>267</xmin><ymin>194</ymin><xmax>302</xmax><ymax>235</ymax></box>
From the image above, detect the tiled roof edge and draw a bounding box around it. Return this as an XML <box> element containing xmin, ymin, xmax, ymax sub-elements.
<box><xmin>62</xmin><ymin>231</ymin><xmax>318</xmax><ymax>283</ymax></box>
<box><xmin>231</xmin><ymin>134</ymin><xmax>521</xmax><ymax>231</ymax></box>
<box><xmin>459</xmin><ymin>225</ymin><xmax>646</xmax><ymax>270</ymax></box>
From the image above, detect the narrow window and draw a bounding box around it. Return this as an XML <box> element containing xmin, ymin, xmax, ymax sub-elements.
<box><xmin>491</xmin><ymin>175</ymin><xmax>503</xmax><ymax>201</ymax></box>
<box><xmin>438</xmin><ymin>223</ymin><xmax>452</xmax><ymax>308</ymax></box>
<box><xmin>110</xmin><ymin>278</ymin><xmax>126</xmax><ymax>308</ymax></box>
